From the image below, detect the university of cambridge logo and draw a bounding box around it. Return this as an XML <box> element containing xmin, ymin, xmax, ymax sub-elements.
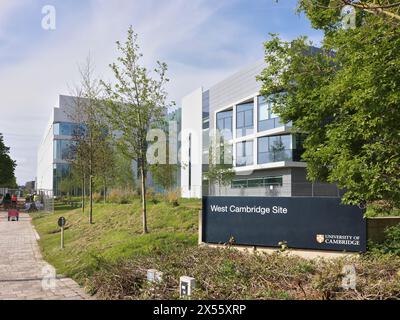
<box><xmin>316</xmin><ymin>234</ymin><xmax>325</xmax><ymax>244</ymax></box>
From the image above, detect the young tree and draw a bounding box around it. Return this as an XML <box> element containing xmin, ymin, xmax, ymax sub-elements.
<box><xmin>148</xmin><ymin>119</ymin><xmax>179</xmax><ymax>192</ymax></box>
<box><xmin>204</xmin><ymin>136</ymin><xmax>235</xmax><ymax>196</ymax></box>
<box><xmin>59</xmin><ymin>176</ymin><xmax>78</xmax><ymax>198</ymax></box>
<box><xmin>95</xmin><ymin>136</ymin><xmax>115</xmax><ymax>203</ymax></box>
<box><xmin>258</xmin><ymin>3</ymin><xmax>400</xmax><ymax>208</ymax></box>
<box><xmin>112</xmin><ymin>150</ymin><xmax>136</xmax><ymax>191</ymax></box>
<box><xmin>69</xmin><ymin>57</ymin><xmax>106</xmax><ymax>224</ymax></box>
<box><xmin>101</xmin><ymin>26</ymin><xmax>173</xmax><ymax>234</ymax></box>
<box><xmin>0</xmin><ymin>134</ymin><xmax>17</xmax><ymax>188</ymax></box>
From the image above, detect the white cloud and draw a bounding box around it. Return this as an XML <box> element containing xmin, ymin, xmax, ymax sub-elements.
<box><xmin>0</xmin><ymin>1</ymin><xmax>25</xmax><ymax>34</ymax></box>
<box><xmin>0</xmin><ymin>0</ymin><xmax>267</xmax><ymax>184</ymax></box>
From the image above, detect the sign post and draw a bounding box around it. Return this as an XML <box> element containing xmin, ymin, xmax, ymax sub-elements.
<box><xmin>58</xmin><ymin>217</ymin><xmax>66</xmax><ymax>249</ymax></box>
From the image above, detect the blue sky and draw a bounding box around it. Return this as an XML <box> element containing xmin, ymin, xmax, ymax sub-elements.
<box><xmin>0</xmin><ymin>0</ymin><xmax>323</xmax><ymax>184</ymax></box>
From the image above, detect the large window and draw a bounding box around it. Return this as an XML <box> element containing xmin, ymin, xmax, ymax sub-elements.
<box><xmin>53</xmin><ymin>163</ymin><xmax>71</xmax><ymax>195</ymax></box>
<box><xmin>236</xmin><ymin>140</ymin><xmax>253</xmax><ymax>167</ymax></box>
<box><xmin>53</xmin><ymin>139</ymin><xmax>75</xmax><ymax>161</ymax></box>
<box><xmin>216</xmin><ymin>110</ymin><xmax>233</xmax><ymax>140</ymax></box>
<box><xmin>236</xmin><ymin>102</ymin><xmax>254</xmax><ymax>138</ymax></box>
<box><xmin>232</xmin><ymin>176</ymin><xmax>283</xmax><ymax>189</ymax></box>
<box><xmin>258</xmin><ymin>96</ymin><xmax>285</xmax><ymax>132</ymax></box>
<box><xmin>292</xmin><ymin>133</ymin><xmax>307</xmax><ymax>161</ymax></box>
<box><xmin>258</xmin><ymin>135</ymin><xmax>293</xmax><ymax>164</ymax></box>
<box><xmin>53</xmin><ymin>122</ymin><xmax>81</xmax><ymax>136</ymax></box>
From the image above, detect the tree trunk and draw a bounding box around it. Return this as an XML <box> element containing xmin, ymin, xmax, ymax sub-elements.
<box><xmin>103</xmin><ymin>179</ymin><xmax>106</xmax><ymax>204</ymax></box>
<box><xmin>89</xmin><ymin>174</ymin><xmax>93</xmax><ymax>224</ymax></box>
<box><xmin>140</xmin><ymin>163</ymin><xmax>148</xmax><ymax>234</ymax></box>
<box><xmin>82</xmin><ymin>173</ymin><xmax>85</xmax><ymax>213</ymax></box>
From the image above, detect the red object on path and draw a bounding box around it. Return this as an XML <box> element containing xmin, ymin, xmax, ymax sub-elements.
<box><xmin>8</xmin><ymin>210</ymin><xmax>19</xmax><ymax>221</ymax></box>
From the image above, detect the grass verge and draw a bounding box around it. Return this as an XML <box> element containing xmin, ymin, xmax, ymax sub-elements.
<box><xmin>32</xmin><ymin>199</ymin><xmax>200</xmax><ymax>286</ymax></box>
<box><xmin>32</xmin><ymin>199</ymin><xmax>400</xmax><ymax>300</ymax></box>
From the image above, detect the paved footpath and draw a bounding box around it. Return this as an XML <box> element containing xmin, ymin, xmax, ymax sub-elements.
<box><xmin>0</xmin><ymin>211</ymin><xmax>89</xmax><ymax>300</ymax></box>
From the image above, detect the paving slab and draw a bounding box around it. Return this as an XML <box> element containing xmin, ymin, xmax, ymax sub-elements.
<box><xmin>0</xmin><ymin>212</ymin><xmax>89</xmax><ymax>300</ymax></box>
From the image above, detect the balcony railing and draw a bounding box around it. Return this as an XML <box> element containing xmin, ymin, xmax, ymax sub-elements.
<box><xmin>258</xmin><ymin>117</ymin><xmax>292</xmax><ymax>132</ymax></box>
<box><xmin>258</xmin><ymin>149</ymin><xmax>303</xmax><ymax>164</ymax></box>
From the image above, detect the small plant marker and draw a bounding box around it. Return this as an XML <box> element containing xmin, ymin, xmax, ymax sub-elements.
<box><xmin>147</xmin><ymin>269</ymin><xmax>163</xmax><ymax>283</ymax></box>
<box><xmin>180</xmin><ymin>276</ymin><xmax>196</xmax><ymax>298</ymax></box>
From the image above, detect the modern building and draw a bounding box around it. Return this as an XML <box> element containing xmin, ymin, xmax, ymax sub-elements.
<box><xmin>36</xmin><ymin>95</ymin><xmax>181</xmax><ymax>196</ymax></box>
<box><xmin>38</xmin><ymin>61</ymin><xmax>337</xmax><ymax>199</ymax></box>
<box><xmin>180</xmin><ymin>60</ymin><xmax>338</xmax><ymax>198</ymax></box>
<box><xmin>36</xmin><ymin>95</ymin><xmax>79</xmax><ymax>196</ymax></box>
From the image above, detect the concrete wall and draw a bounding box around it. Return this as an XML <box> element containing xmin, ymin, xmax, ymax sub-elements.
<box><xmin>367</xmin><ymin>217</ymin><xmax>400</xmax><ymax>243</ymax></box>
<box><xmin>55</xmin><ymin>95</ymin><xmax>79</xmax><ymax>122</ymax></box>
<box><xmin>208</xmin><ymin>60</ymin><xmax>265</xmax><ymax>134</ymax></box>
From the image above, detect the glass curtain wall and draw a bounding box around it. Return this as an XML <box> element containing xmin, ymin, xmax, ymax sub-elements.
<box><xmin>236</xmin><ymin>140</ymin><xmax>253</xmax><ymax>167</ymax></box>
<box><xmin>236</xmin><ymin>102</ymin><xmax>253</xmax><ymax>138</ymax></box>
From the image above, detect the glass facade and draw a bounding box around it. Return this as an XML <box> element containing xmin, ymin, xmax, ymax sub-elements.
<box><xmin>236</xmin><ymin>140</ymin><xmax>253</xmax><ymax>167</ymax></box>
<box><xmin>202</xmin><ymin>90</ymin><xmax>210</xmax><ymax>195</ymax></box>
<box><xmin>236</xmin><ymin>102</ymin><xmax>253</xmax><ymax>138</ymax></box>
<box><xmin>258</xmin><ymin>134</ymin><xmax>304</xmax><ymax>164</ymax></box>
<box><xmin>216</xmin><ymin>109</ymin><xmax>233</xmax><ymax>140</ymax></box>
<box><xmin>53</xmin><ymin>139</ymin><xmax>74</xmax><ymax>161</ymax></box>
<box><xmin>53</xmin><ymin>122</ymin><xmax>81</xmax><ymax>136</ymax></box>
<box><xmin>220</xmin><ymin>143</ymin><xmax>233</xmax><ymax>166</ymax></box>
<box><xmin>258</xmin><ymin>96</ymin><xmax>286</xmax><ymax>131</ymax></box>
<box><xmin>53</xmin><ymin>163</ymin><xmax>71</xmax><ymax>195</ymax></box>
<box><xmin>232</xmin><ymin>176</ymin><xmax>283</xmax><ymax>189</ymax></box>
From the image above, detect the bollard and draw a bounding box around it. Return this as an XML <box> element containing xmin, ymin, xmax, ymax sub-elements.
<box><xmin>58</xmin><ymin>217</ymin><xmax>66</xmax><ymax>249</ymax></box>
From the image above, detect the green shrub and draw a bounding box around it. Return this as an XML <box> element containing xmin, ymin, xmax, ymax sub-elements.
<box><xmin>366</xmin><ymin>201</ymin><xmax>400</xmax><ymax>217</ymax></box>
<box><xmin>369</xmin><ymin>224</ymin><xmax>400</xmax><ymax>255</ymax></box>
<box><xmin>93</xmin><ymin>192</ymin><xmax>102</xmax><ymax>203</ymax></box>
<box><xmin>165</xmin><ymin>189</ymin><xmax>180</xmax><ymax>207</ymax></box>
<box><xmin>107</xmin><ymin>189</ymin><xmax>137</xmax><ymax>204</ymax></box>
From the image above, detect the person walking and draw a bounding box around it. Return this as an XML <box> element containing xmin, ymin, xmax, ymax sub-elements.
<box><xmin>11</xmin><ymin>194</ymin><xmax>17</xmax><ymax>209</ymax></box>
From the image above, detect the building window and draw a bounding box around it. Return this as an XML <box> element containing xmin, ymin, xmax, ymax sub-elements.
<box><xmin>258</xmin><ymin>96</ymin><xmax>285</xmax><ymax>132</ymax></box>
<box><xmin>203</xmin><ymin>117</ymin><xmax>209</xmax><ymax>130</ymax></box>
<box><xmin>236</xmin><ymin>140</ymin><xmax>253</xmax><ymax>167</ymax></box>
<box><xmin>236</xmin><ymin>102</ymin><xmax>253</xmax><ymax>138</ymax></box>
<box><xmin>216</xmin><ymin>110</ymin><xmax>233</xmax><ymax>140</ymax></box>
<box><xmin>53</xmin><ymin>163</ymin><xmax>71</xmax><ymax>195</ymax></box>
<box><xmin>53</xmin><ymin>122</ymin><xmax>82</xmax><ymax>136</ymax></box>
<box><xmin>292</xmin><ymin>133</ymin><xmax>307</xmax><ymax>161</ymax></box>
<box><xmin>231</xmin><ymin>176</ymin><xmax>283</xmax><ymax>189</ymax></box>
<box><xmin>258</xmin><ymin>135</ymin><xmax>293</xmax><ymax>164</ymax></box>
<box><xmin>53</xmin><ymin>140</ymin><xmax>75</xmax><ymax>161</ymax></box>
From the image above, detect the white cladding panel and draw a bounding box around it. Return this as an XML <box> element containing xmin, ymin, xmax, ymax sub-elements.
<box><xmin>36</xmin><ymin>95</ymin><xmax>79</xmax><ymax>193</ymax></box>
<box><xmin>36</xmin><ymin>111</ymin><xmax>54</xmax><ymax>191</ymax></box>
<box><xmin>181</xmin><ymin>88</ymin><xmax>203</xmax><ymax>198</ymax></box>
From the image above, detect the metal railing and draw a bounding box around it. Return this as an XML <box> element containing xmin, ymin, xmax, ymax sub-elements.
<box><xmin>206</xmin><ymin>182</ymin><xmax>343</xmax><ymax>198</ymax></box>
<box><xmin>24</xmin><ymin>189</ymin><xmax>55</xmax><ymax>213</ymax></box>
<box><xmin>258</xmin><ymin>117</ymin><xmax>291</xmax><ymax>131</ymax></box>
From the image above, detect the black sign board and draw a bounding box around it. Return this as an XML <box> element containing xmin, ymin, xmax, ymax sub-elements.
<box><xmin>202</xmin><ymin>197</ymin><xmax>366</xmax><ymax>252</ymax></box>
<box><xmin>58</xmin><ymin>216</ymin><xmax>66</xmax><ymax>228</ymax></box>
